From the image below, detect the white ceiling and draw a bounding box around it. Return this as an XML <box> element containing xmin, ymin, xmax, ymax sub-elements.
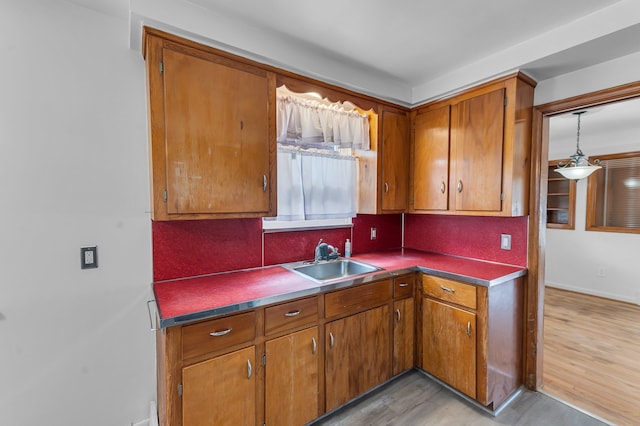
<box><xmin>70</xmin><ymin>0</ymin><xmax>640</xmax><ymax>106</ymax></box>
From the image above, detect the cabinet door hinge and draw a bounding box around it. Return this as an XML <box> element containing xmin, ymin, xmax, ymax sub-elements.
<box><xmin>162</xmin><ymin>189</ymin><xmax>168</xmax><ymax>203</ymax></box>
<box><xmin>177</xmin><ymin>383</ymin><xmax>183</xmax><ymax>397</ymax></box>
<box><xmin>159</xmin><ymin>61</ymin><xmax>164</xmax><ymax>73</ymax></box>
<box><xmin>262</xmin><ymin>353</ymin><xmax>266</xmax><ymax>366</ymax></box>
<box><xmin>504</xmin><ymin>96</ymin><xmax>508</xmax><ymax>106</ymax></box>
<box><xmin>500</xmin><ymin>192</ymin><xmax>505</xmax><ymax>201</ymax></box>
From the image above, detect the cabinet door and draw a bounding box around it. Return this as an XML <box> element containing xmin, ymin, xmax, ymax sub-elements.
<box><xmin>325</xmin><ymin>305</ymin><xmax>390</xmax><ymax>411</ymax></box>
<box><xmin>381</xmin><ymin>109</ymin><xmax>409</xmax><ymax>212</ymax></box>
<box><xmin>162</xmin><ymin>46</ymin><xmax>273</xmax><ymax>216</ymax></box>
<box><xmin>265</xmin><ymin>327</ymin><xmax>319</xmax><ymax>426</ymax></box>
<box><xmin>422</xmin><ymin>299</ymin><xmax>476</xmax><ymax>398</ymax></box>
<box><xmin>393</xmin><ymin>298</ymin><xmax>415</xmax><ymax>375</ymax></box>
<box><xmin>452</xmin><ymin>88</ymin><xmax>505</xmax><ymax>212</ymax></box>
<box><xmin>182</xmin><ymin>346</ymin><xmax>256</xmax><ymax>426</ymax></box>
<box><xmin>412</xmin><ymin>105</ymin><xmax>450</xmax><ymax>211</ymax></box>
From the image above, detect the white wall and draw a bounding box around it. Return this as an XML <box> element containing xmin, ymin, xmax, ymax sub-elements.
<box><xmin>544</xmin><ymin>91</ymin><xmax>640</xmax><ymax>304</ymax></box>
<box><xmin>0</xmin><ymin>1</ymin><xmax>155</xmax><ymax>425</ymax></box>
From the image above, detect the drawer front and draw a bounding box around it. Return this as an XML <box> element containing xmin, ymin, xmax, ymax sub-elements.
<box><xmin>325</xmin><ymin>279</ymin><xmax>392</xmax><ymax>318</ymax></box>
<box><xmin>393</xmin><ymin>274</ymin><xmax>415</xmax><ymax>299</ymax></box>
<box><xmin>182</xmin><ymin>311</ymin><xmax>256</xmax><ymax>360</ymax></box>
<box><xmin>265</xmin><ymin>296</ymin><xmax>319</xmax><ymax>336</ymax></box>
<box><xmin>422</xmin><ymin>275</ymin><xmax>477</xmax><ymax>309</ymax></box>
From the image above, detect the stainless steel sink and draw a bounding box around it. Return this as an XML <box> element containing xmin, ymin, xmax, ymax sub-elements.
<box><xmin>286</xmin><ymin>259</ymin><xmax>383</xmax><ymax>283</ymax></box>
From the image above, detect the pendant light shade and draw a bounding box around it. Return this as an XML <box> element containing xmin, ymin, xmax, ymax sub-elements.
<box><xmin>555</xmin><ymin>111</ymin><xmax>601</xmax><ymax>180</ymax></box>
<box><xmin>555</xmin><ymin>111</ymin><xmax>602</xmax><ymax>180</ymax></box>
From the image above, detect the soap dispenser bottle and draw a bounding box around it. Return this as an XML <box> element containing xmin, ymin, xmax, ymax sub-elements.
<box><xmin>345</xmin><ymin>239</ymin><xmax>352</xmax><ymax>258</ymax></box>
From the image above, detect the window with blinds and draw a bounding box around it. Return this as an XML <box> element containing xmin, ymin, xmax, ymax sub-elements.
<box><xmin>586</xmin><ymin>151</ymin><xmax>640</xmax><ymax>233</ymax></box>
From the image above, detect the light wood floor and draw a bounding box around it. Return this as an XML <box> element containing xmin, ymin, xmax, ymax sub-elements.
<box><xmin>312</xmin><ymin>370</ymin><xmax>605</xmax><ymax>426</ymax></box>
<box><xmin>542</xmin><ymin>287</ymin><xmax>640</xmax><ymax>426</ymax></box>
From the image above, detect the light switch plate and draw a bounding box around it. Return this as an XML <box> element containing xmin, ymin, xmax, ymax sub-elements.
<box><xmin>500</xmin><ymin>234</ymin><xmax>512</xmax><ymax>250</ymax></box>
<box><xmin>81</xmin><ymin>246</ymin><xmax>98</xmax><ymax>269</ymax></box>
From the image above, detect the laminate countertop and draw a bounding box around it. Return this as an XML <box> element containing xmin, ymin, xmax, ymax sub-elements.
<box><xmin>152</xmin><ymin>248</ymin><xmax>526</xmax><ymax>328</ymax></box>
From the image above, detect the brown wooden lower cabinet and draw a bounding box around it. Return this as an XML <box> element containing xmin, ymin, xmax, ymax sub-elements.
<box><xmin>156</xmin><ymin>271</ymin><xmax>524</xmax><ymax>425</ymax></box>
<box><xmin>393</xmin><ymin>297</ymin><xmax>416</xmax><ymax>375</ymax></box>
<box><xmin>419</xmin><ymin>274</ymin><xmax>524</xmax><ymax>409</ymax></box>
<box><xmin>422</xmin><ymin>298</ymin><xmax>477</xmax><ymax>397</ymax></box>
<box><xmin>265</xmin><ymin>326</ymin><xmax>319</xmax><ymax>425</ymax></box>
<box><xmin>325</xmin><ymin>304</ymin><xmax>391</xmax><ymax>412</ymax></box>
<box><xmin>182</xmin><ymin>346</ymin><xmax>256</xmax><ymax>426</ymax></box>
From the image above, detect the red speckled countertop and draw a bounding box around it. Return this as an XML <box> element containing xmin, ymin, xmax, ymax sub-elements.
<box><xmin>153</xmin><ymin>248</ymin><xmax>526</xmax><ymax>327</ymax></box>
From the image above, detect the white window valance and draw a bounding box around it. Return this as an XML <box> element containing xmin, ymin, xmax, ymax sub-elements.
<box><xmin>276</xmin><ymin>86</ymin><xmax>370</xmax><ymax>150</ymax></box>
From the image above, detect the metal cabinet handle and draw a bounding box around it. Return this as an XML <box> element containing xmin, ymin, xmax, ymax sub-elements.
<box><xmin>396</xmin><ymin>308</ymin><xmax>401</xmax><ymax>322</ymax></box>
<box><xmin>439</xmin><ymin>285</ymin><xmax>455</xmax><ymax>293</ymax></box>
<box><xmin>457</xmin><ymin>180</ymin><xmax>463</xmax><ymax>193</ymax></box>
<box><xmin>384</xmin><ymin>182</ymin><xmax>389</xmax><ymax>193</ymax></box>
<box><xmin>329</xmin><ymin>332</ymin><xmax>335</xmax><ymax>349</ymax></box>
<box><xmin>146</xmin><ymin>300</ymin><xmax>159</xmax><ymax>331</ymax></box>
<box><xmin>399</xmin><ymin>282</ymin><xmax>409</xmax><ymax>287</ymax></box>
<box><xmin>284</xmin><ymin>310</ymin><xmax>301</xmax><ymax>317</ymax></box>
<box><xmin>466</xmin><ymin>321</ymin><xmax>471</xmax><ymax>337</ymax></box>
<box><xmin>263</xmin><ymin>175</ymin><xmax>267</xmax><ymax>192</ymax></box>
<box><xmin>440</xmin><ymin>181</ymin><xmax>446</xmax><ymax>194</ymax></box>
<box><xmin>247</xmin><ymin>359</ymin><xmax>252</xmax><ymax>379</ymax></box>
<box><xmin>210</xmin><ymin>328</ymin><xmax>232</xmax><ymax>337</ymax></box>
<box><xmin>312</xmin><ymin>337</ymin><xmax>317</xmax><ymax>355</ymax></box>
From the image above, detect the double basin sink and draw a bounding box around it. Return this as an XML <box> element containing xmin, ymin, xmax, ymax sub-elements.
<box><xmin>284</xmin><ymin>258</ymin><xmax>383</xmax><ymax>283</ymax></box>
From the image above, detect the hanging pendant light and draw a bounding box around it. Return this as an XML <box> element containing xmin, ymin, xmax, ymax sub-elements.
<box><xmin>555</xmin><ymin>111</ymin><xmax>602</xmax><ymax>180</ymax></box>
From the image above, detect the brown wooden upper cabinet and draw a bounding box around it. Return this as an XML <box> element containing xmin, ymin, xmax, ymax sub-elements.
<box><xmin>410</xmin><ymin>74</ymin><xmax>535</xmax><ymax>216</ymax></box>
<box><xmin>380</xmin><ymin>107</ymin><xmax>410</xmax><ymax>212</ymax></box>
<box><xmin>143</xmin><ymin>28</ymin><xmax>276</xmax><ymax>220</ymax></box>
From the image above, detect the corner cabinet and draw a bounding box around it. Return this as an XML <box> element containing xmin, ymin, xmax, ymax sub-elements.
<box><xmin>410</xmin><ymin>73</ymin><xmax>535</xmax><ymax>216</ymax></box>
<box><xmin>419</xmin><ymin>274</ymin><xmax>524</xmax><ymax>410</ymax></box>
<box><xmin>379</xmin><ymin>107</ymin><xmax>410</xmax><ymax>213</ymax></box>
<box><xmin>143</xmin><ymin>28</ymin><xmax>276</xmax><ymax>220</ymax></box>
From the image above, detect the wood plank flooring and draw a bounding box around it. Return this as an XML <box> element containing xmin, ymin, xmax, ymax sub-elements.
<box><xmin>542</xmin><ymin>287</ymin><xmax>640</xmax><ymax>426</ymax></box>
<box><xmin>312</xmin><ymin>370</ymin><xmax>605</xmax><ymax>426</ymax></box>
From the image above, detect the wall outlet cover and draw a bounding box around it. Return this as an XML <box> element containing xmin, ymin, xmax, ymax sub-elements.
<box><xmin>500</xmin><ymin>234</ymin><xmax>512</xmax><ymax>250</ymax></box>
<box><xmin>81</xmin><ymin>246</ymin><xmax>98</xmax><ymax>269</ymax></box>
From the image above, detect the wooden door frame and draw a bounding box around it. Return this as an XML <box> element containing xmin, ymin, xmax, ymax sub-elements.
<box><xmin>525</xmin><ymin>80</ymin><xmax>640</xmax><ymax>390</ymax></box>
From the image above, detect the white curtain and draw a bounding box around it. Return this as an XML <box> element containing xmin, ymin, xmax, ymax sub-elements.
<box><xmin>276</xmin><ymin>93</ymin><xmax>370</xmax><ymax>150</ymax></box>
<box><xmin>277</xmin><ymin>148</ymin><xmax>357</xmax><ymax>221</ymax></box>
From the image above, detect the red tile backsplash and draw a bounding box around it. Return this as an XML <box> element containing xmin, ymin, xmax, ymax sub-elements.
<box><xmin>152</xmin><ymin>219</ymin><xmax>262</xmax><ymax>281</ymax></box>
<box><xmin>152</xmin><ymin>213</ymin><xmax>525</xmax><ymax>281</ymax></box>
<box><xmin>404</xmin><ymin>214</ymin><xmax>528</xmax><ymax>267</ymax></box>
<box><xmin>352</xmin><ymin>214</ymin><xmax>403</xmax><ymax>254</ymax></box>
<box><xmin>264</xmin><ymin>227</ymin><xmax>351</xmax><ymax>265</ymax></box>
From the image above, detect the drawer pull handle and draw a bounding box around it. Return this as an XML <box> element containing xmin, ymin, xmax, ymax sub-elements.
<box><xmin>247</xmin><ymin>359</ymin><xmax>252</xmax><ymax>379</ymax></box>
<box><xmin>399</xmin><ymin>282</ymin><xmax>409</xmax><ymax>287</ymax></box>
<box><xmin>329</xmin><ymin>332</ymin><xmax>335</xmax><ymax>349</ymax></box>
<box><xmin>440</xmin><ymin>285</ymin><xmax>455</xmax><ymax>293</ymax></box>
<box><xmin>284</xmin><ymin>310</ymin><xmax>301</xmax><ymax>317</ymax></box>
<box><xmin>210</xmin><ymin>328</ymin><xmax>232</xmax><ymax>337</ymax></box>
<box><xmin>312</xmin><ymin>337</ymin><xmax>317</xmax><ymax>355</ymax></box>
<box><xmin>457</xmin><ymin>180</ymin><xmax>463</xmax><ymax>193</ymax></box>
<box><xmin>466</xmin><ymin>321</ymin><xmax>471</xmax><ymax>337</ymax></box>
<box><xmin>263</xmin><ymin>175</ymin><xmax>267</xmax><ymax>192</ymax></box>
<box><xmin>396</xmin><ymin>308</ymin><xmax>401</xmax><ymax>322</ymax></box>
<box><xmin>384</xmin><ymin>182</ymin><xmax>389</xmax><ymax>193</ymax></box>
<box><xmin>440</xmin><ymin>181</ymin><xmax>446</xmax><ymax>194</ymax></box>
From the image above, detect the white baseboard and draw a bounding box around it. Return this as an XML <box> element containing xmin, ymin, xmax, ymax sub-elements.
<box><xmin>545</xmin><ymin>282</ymin><xmax>639</xmax><ymax>305</ymax></box>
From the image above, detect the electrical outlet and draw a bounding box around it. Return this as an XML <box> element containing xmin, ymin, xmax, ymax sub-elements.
<box><xmin>370</xmin><ymin>227</ymin><xmax>377</xmax><ymax>240</ymax></box>
<box><xmin>500</xmin><ymin>234</ymin><xmax>512</xmax><ymax>250</ymax></box>
<box><xmin>81</xmin><ymin>246</ymin><xmax>98</xmax><ymax>269</ymax></box>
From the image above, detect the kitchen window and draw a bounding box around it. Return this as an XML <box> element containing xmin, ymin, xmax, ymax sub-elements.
<box><xmin>263</xmin><ymin>86</ymin><xmax>374</xmax><ymax>231</ymax></box>
<box><xmin>586</xmin><ymin>151</ymin><xmax>640</xmax><ymax>234</ymax></box>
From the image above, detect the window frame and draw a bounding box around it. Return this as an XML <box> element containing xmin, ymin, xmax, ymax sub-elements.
<box><xmin>586</xmin><ymin>150</ymin><xmax>640</xmax><ymax>234</ymax></box>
